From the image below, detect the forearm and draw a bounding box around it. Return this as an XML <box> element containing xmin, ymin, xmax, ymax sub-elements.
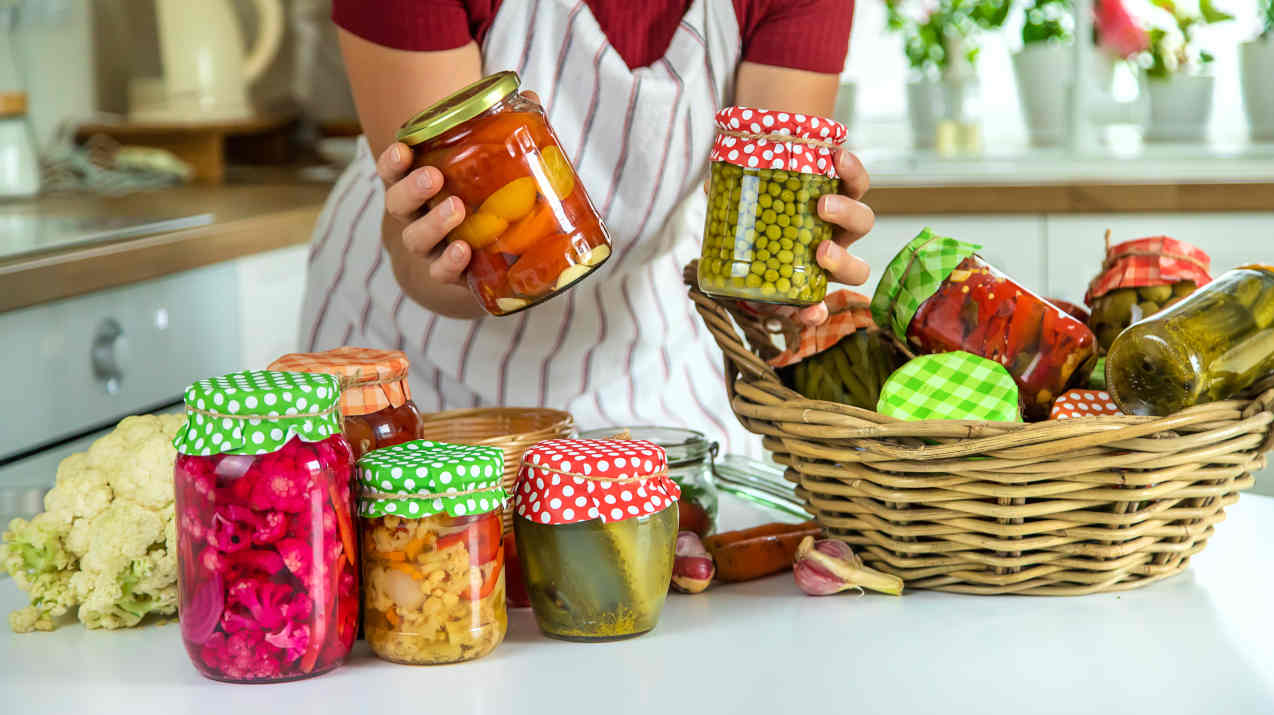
<box><xmin>381</xmin><ymin>212</ymin><xmax>485</xmax><ymax>319</ymax></box>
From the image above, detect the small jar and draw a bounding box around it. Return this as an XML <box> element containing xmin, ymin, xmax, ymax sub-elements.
<box><xmin>873</xmin><ymin>229</ymin><xmax>1098</xmax><ymax>421</ymax></box>
<box><xmin>1084</xmin><ymin>236</ymin><xmax>1212</xmax><ymax>351</ymax></box>
<box><xmin>172</xmin><ymin>370</ymin><xmax>359</xmax><ymax>684</ymax></box>
<box><xmin>1107</xmin><ymin>266</ymin><xmax>1274</xmax><ymax>416</ymax></box>
<box><xmin>579</xmin><ymin>426</ymin><xmax>718</xmax><ymax>536</ymax></box>
<box><xmin>357</xmin><ymin>440</ymin><xmax>507</xmax><ymax>664</ymax></box>
<box><xmin>269</xmin><ymin>347</ymin><xmax>425</xmax><ymax>460</ymax></box>
<box><xmin>514</xmin><ymin>439</ymin><xmax>679</xmax><ymax>641</ymax></box>
<box><xmin>398</xmin><ymin>71</ymin><xmax>611</xmax><ymax>316</ymax></box>
<box><xmin>698</xmin><ymin>106</ymin><xmax>847</xmax><ymax>306</ymax></box>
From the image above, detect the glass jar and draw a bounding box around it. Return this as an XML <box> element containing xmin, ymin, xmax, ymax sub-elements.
<box><xmin>513</xmin><ymin>438</ymin><xmax>680</xmax><ymax>641</ymax></box>
<box><xmin>398</xmin><ymin>71</ymin><xmax>611</xmax><ymax>316</ymax></box>
<box><xmin>172</xmin><ymin>371</ymin><xmax>358</xmax><ymax>683</ymax></box>
<box><xmin>1107</xmin><ymin>267</ymin><xmax>1274</xmax><ymax>416</ymax></box>
<box><xmin>697</xmin><ymin>106</ymin><xmax>847</xmax><ymax>306</ymax></box>
<box><xmin>268</xmin><ymin>347</ymin><xmax>426</xmax><ymax>460</ymax></box>
<box><xmin>873</xmin><ymin>229</ymin><xmax>1098</xmax><ymax>421</ymax></box>
<box><xmin>579</xmin><ymin>426</ymin><xmax>718</xmax><ymax>536</ymax></box>
<box><xmin>356</xmin><ymin>440</ymin><xmax>508</xmax><ymax>664</ymax></box>
<box><xmin>1084</xmin><ymin>236</ymin><xmax>1212</xmax><ymax>352</ymax></box>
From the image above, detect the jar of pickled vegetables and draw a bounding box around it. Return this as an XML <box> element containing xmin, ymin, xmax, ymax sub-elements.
<box><xmin>357</xmin><ymin>440</ymin><xmax>507</xmax><ymax>664</ymax></box>
<box><xmin>1084</xmin><ymin>235</ymin><xmax>1212</xmax><ymax>351</ymax></box>
<box><xmin>269</xmin><ymin>347</ymin><xmax>425</xmax><ymax>460</ymax></box>
<box><xmin>697</xmin><ymin>107</ymin><xmax>847</xmax><ymax>306</ymax></box>
<box><xmin>514</xmin><ymin>438</ymin><xmax>679</xmax><ymax>641</ymax></box>
<box><xmin>579</xmin><ymin>426</ymin><xmax>718</xmax><ymax>536</ymax></box>
<box><xmin>172</xmin><ymin>371</ymin><xmax>359</xmax><ymax>683</ymax></box>
<box><xmin>398</xmin><ymin>71</ymin><xmax>611</xmax><ymax>316</ymax></box>
<box><xmin>872</xmin><ymin>229</ymin><xmax>1098</xmax><ymax>421</ymax></box>
<box><xmin>1107</xmin><ymin>266</ymin><xmax>1274</xmax><ymax>416</ymax></box>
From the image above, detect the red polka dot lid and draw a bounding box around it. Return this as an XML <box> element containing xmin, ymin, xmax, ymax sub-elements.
<box><xmin>710</xmin><ymin>106</ymin><xmax>847</xmax><ymax>178</ymax></box>
<box><xmin>1050</xmin><ymin>389</ymin><xmax>1123</xmax><ymax>419</ymax></box>
<box><xmin>514</xmin><ymin>439</ymin><xmax>681</xmax><ymax>526</ymax></box>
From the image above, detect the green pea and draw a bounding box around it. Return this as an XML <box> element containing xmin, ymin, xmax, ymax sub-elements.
<box><xmin>783</xmin><ymin>227</ymin><xmax>797</xmax><ymax>241</ymax></box>
<box><xmin>778</xmin><ymin>249</ymin><xmax>794</xmax><ymax>263</ymax></box>
<box><xmin>750</xmin><ymin>262</ymin><xmax>765</xmax><ymax>276</ymax></box>
<box><xmin>777</xmin><ymin>277</ymin><xmax>792</xmax><ymax>293</ymax></box>
<box><xmin>765</xmin><ymin>268</ymin><xmax>779</xmax><ymax>282</ymax></box>
<box><xmin>756</xmin><ymin>249</ymin><xmax>771</xmax><ymax>261</ymax></box>
<box><xmin>780</xmin><ymin>189</ymin><xmax>795</xmax><ymax>202</ymax></box>
<box><xmin>755</xmin><ymin>237</ymin><xmax>769</xmax><ymax>250</ymax></box>
<box><xmin>780</xmin><ymin>237</ymin><xmax>794</xmax><ymax>250</ymax></box>
<box><xmin>772</xmin><ymin>170</ymin><xmax>789</xmax><ymax>182</ymax></box>
<box><xmin>758</xmin><ymin>193</ymin><xmax>772</xmax><ymax>209</ymax></box>
<box><xmin>761</xmin><ymin>283</ymin><xmax>777</xmax><ymax>296</ymax></box>
<box><xmin>761</xmin><ymin>209</ymin><xmax>777</xmax><ymax>224</ymax></box>
<box><xmin>777</xmin><ymin>214</ymin><xmax>791</xmax><ymax>228</ymax></box>
<box><xmin>797</xmin><ymin>189</ymin><xmax>810</xmax><ymax>203</ymax></box>
<box><xmin>798</xmin><ymin>228</ymin><xmax>813</xmax><ymax>244</ymax></box>
<box><xmin>745</xmin><ymin>273</ymin><xmax>762</xmax><ymax>288</ymax></box>
<box><xmin>780</xmin><ymin>264</ymin><xmax>794</xmax><ymax>278</ymax></box>
<box><xmin>768</xmin><ymin>183</ymin><xmax>782</xmax><ymax>197</ymax></box>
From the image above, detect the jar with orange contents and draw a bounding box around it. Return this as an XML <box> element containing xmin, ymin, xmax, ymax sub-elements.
<box><xmin>397</xmin><ymin>71</ymin><xmax>612</xmax><ymax>316</ymax></box>
<box><xmin>268</xmin><ymin>347</ymin><xmax>425</xmax><ymax>460</ymax></box>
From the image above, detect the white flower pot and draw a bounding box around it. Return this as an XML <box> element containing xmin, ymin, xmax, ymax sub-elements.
<box><xmin>906</xmin><ymin>79</ymin><xmax>941</xmax><ymax>149</ymax></box>
<box><xmin>1013</xmin><ymin>42</ymin><xmax>1072</xmax><ymax>147</ymax></box>
<box><xmin>1144</xmin><ymin>74</ymin><xmax>1214</xmax><ymax>143</ymax></box>
<box><xmin>1241</xmin><ymin>37</ymin><xmax>1274</xmax><ymax>141</ymax></box>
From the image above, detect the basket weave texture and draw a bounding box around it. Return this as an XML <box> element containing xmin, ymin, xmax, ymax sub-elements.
<box><xmin>417</xmin><ymin>407</ymin><xmax>576</xmax><ymax>533</ymax></box>
<box><xmin>689</xmin><ymin>284</ymin><xmax>1273</xmax><ymax>595</ymax></box>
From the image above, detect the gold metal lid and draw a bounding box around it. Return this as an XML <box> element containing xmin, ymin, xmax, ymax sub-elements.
<box><xmin>0</xmin><ymin>92</ymin><xmax>27</xmax><ymax>118</ymax></box>
<box><xmin>396</xmin><ymin>71</ymin><xmax>520</xmax><ymax>146</ymax></box>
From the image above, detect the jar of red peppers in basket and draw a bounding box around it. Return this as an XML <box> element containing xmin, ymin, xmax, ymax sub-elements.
<box><xmin>171</xmin><ymin>371</ymin><xmax>359</xmax><ymax>683</ymax></box>
<box><xmin>871</xmin><ymin>229</ymin><xmax>1099</xmax><ymax>421</ymax></box>
<box><xmin>397</xmin><ymin>71</ymin><xmax>611</xmax><ymax>316</ymax></box>
<box><xmin>698</xmin><ymin>107</ymin><xmax>848</xmax><ymax>306</ymax></box>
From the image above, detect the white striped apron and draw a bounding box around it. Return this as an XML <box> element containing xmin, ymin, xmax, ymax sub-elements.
<box><xmin>301</xmin><ymin>0</ymin><xmax>762</xmax><ymax>456</ymax></box>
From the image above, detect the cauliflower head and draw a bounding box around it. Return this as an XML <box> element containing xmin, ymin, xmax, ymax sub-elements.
<box><xmin>1</xmin><ymin>413</ymin><xmax>184</xmax><ymax>632</ymax></box>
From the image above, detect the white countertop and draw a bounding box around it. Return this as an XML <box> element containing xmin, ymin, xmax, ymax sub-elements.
<box><xmin>4</xmin><ymin>495</ymin><xmax>1273</xmax><ymax>715</ymax></box>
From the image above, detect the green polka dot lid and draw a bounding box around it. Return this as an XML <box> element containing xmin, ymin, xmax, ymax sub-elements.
<box><xmin>357</xmin><ymin>440</ymin><xmax>505</xmax><ymax>519</ymax></box>
<box><xmin>173</xmin><ymin>370</ymin><xmax>343</xmax><ymax>456</ymax></box>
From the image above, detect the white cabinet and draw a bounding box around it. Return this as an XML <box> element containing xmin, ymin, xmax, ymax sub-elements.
<box><xmin>234</xmin><ymin>244</ymin><xmax>308</xmax><ymax>369</ymax></box>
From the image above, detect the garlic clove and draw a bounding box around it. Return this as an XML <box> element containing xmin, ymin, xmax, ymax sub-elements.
<box><xmin>793</xmin><ymin>536</ymin><xmax>903</xmax><ymax>596</ymax></box>
<box><xmin>671</xmin><ymin>530</ymin><xmax>715</xmax><ymax>594</ymax></box>
<box><xmin>582</xmin><ymin>244</ymin><xmax>611</xmax><ymax>267</ymax></box>
<box><xmin>554</xmin><ymin>263</ymin><xmax>592</xmax><ymax>290</ymax></box>
<box><xmin>496</xmin><ymin>297</ymin><xmax>529</xmax><ymax>313</ymax></box>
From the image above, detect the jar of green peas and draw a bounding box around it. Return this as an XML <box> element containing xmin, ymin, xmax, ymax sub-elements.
<box><xmin>697</xmin><ymin>107</ymin><xmax>846</xmax><ymax>305</ymax></box>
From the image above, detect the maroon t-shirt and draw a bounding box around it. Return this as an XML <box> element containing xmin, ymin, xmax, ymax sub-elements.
<box><xmin>333</xmin><ymin>0</ymin><xmax>853</xmax><ymax>74</ymax></box>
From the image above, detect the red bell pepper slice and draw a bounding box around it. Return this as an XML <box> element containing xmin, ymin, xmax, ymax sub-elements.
<box><xmin>436</xmin><ymin>514</ymin><xmax>502</xmax><ymax>566</ymax></box>
<box><xmin>463</xmin><ymin>544</ymin><xmax>504</xmax><ymax>602</ymax></box>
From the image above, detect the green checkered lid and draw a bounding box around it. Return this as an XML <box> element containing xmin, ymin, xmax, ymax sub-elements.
<box><xmin>173</xmin><ymin>370</ymin><xmax>343</xmax><ymax>456</ymax></box>
<box><xmin>357</xmin><ymin>440</ymin><xmax>505</xmax><ymax>519</ymax></box>
<box><xmin>871</xmin><ymin>228</ymin><xmax>982</xmax><ymax>338</ymax></box>
<box><xmin>877</xmin><ymin>351</ymin><xmax>1021</xmax><ymax>422</ymax></box>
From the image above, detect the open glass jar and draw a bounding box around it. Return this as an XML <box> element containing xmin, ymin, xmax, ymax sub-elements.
<box><xmin>398</xmin><ymin>71</ymin><xmax>611</xmax><ymax>316</ymax></box>
<box><xmin>269</xmin><ymin>347</ymin><xmax>425</xmax><ymax>460</ymax></box>
<box><xmin>357</xmin><ymin>440</ymin><xmax>508</xmax><ymax>665</ymax></box>
<box><xmin>698</xmin><ymin>107</ymin><xmax>847</xmax><ymax>306</ymax></box>
<box><xmin>172</xmin><ymin>371</ymin><xmax>359</xmax><ymax>684</ymax></box>
<box><xmin>514</xmin><ymin>439</ymin><xmax>679</xmax><ymax>642</ymax></box>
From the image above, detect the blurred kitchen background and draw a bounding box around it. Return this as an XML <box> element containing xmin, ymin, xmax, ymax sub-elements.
<box><xmin>1</xmin><ymin>0</ymin><xmax>1273</xmax><ymax>526</ymax></box>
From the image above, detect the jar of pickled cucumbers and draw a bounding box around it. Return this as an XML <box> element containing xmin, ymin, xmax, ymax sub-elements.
<box><xmin>269</xmin><ymin>347</ymin><xmax>425</xmax><ymax>460</ymax></box>
<box><xmin>398</xmin><ymin>71</ymin><xmax>611</xmax><ymax>316</ymax></box>
<box><xmin>697</xmin><ymin>106</ymin><xmax>847</xmax><ymax>306</ymax></box>
<box><xmin>1107</xmin><ymin>266</ymin><xmax>1274</xmax><ymax>416</ymax></box>
<box><xmin>172</xmin><ymin>371</ymin><xmax>358</xmax><ymax>683</ymax></box>
<box><xmin>357</xmin><ymin>440</ymin><xmax>507</xmax><ymax>664</ymax></box>
<box><xmin>514</xmin><ymin>439</ymin><xmax>680</xmax><ymax>641</ymax></box>
<box><xmin>1084</xmin><ymin>235</ymin><xmax>1212</xmax><ymax>351</ymax></box>
<box><xmin>872</xmin><ymin>228</ymin><xmax>1098</xmax><ymax>421</ymax></box>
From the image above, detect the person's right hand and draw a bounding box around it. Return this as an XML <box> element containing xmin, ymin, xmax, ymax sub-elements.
<box><xmin>378</xmin><ymin>142</ymin><xmax>473</xmax><ymax>285</ymax></box>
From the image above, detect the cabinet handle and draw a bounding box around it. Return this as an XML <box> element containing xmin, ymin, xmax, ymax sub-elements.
<box><xmin>91</xmin><ymin>318</ymin><xmax>128</xmax><ymax>395</ymax></box>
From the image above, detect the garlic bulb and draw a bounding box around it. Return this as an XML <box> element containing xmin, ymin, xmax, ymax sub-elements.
<box><xmin>792</xmin><ymin>536</ymin><xmax>903</xmax><ymax>596</ymax></box>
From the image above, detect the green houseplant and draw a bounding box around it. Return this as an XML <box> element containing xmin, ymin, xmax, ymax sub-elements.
<box><xmin>1139</xmin><ymin>0</ymin><xmax>1232</xmax><ymax>141</ymax></box>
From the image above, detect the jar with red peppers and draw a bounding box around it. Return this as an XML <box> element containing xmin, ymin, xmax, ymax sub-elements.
<box><xmin>269</xmin><ymin>347</ymin><xmax>425</xmax><ymax>460</ymax></box>
<box><xmin>172</xmin><ymin>370</ymin><xmax>359</xmax><ymax>683</ymax></box>
<box><xmin>871</xmin><ymin>229</ymin><xmax>1098</xmax><ymax>420</ymax></box>
<box><xmin>398</xmin><ymin>71</ymin><xmax>611</xmax><ymax>316</ymax></box>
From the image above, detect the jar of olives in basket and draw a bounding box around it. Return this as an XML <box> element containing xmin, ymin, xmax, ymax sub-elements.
<box><xmin>698</xmin><ymin>107</ymin><xmax>847</xmax><ymax>306</ymax></box>
<box><xmin>1084</xmin><ymin>235</ymin><xmax>1212</xmax><ymax>351</ymax></box>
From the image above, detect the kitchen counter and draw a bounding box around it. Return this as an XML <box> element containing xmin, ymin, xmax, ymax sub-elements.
<box><xmin>3</xmin><ymin>494</ymin><xmax>1271</xmax><ymax>715</ymax></box>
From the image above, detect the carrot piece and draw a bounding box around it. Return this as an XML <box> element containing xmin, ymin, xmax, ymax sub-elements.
<box><xmin>404</xmin><ymin>537</ymin><xmax>426</xmax><ymax>561</ymax></box>
<box><xmin>489</xmin><ymin>199</ymin><xmax>557</xmax><ymax>256</ymax></box>
<box><xmin>383</xmin><ymin>550</ymin><xmax>406</xmax><ymax>562</ymax></box>
<box><xmin>384</xmin><ymin>607</ymin><xmax>400</xmax><ymax>627</ymax></box>
<box><xmin>703</xmin><ymin>521</ymin><xmax>822</xmax><ymax>583</ymax></box>
<box><xmin>328</xmin><ymin>482</ymin><xmax>357</xmax><ymax>568</ymax></box>
<box><xmin>389</xmin><ymin>561</ymin><xmax>424</xmax><ymax>580</ymax></box>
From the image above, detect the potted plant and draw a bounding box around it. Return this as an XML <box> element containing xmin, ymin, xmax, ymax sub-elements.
<box><xmin>1140</xmin><ymin>0</ymin><xmax>1233</xmax><ymax>142</ymax></box>
<box><xmin>1013</xmin><ymin>0</ymin><xmax>1074</xmax><ymax>146</ymax></box>
<box><xmin>1241</xmin><ymin>0</ymin><xmax>1274</xmax><ymax>140</ymax></box>
<box><xmin>885</xmin><ymin>0</ymin><xmax>1010</xmax><ymax>151</ymax></box>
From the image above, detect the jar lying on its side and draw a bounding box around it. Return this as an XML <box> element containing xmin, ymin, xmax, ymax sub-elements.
<box><xmin>399</xmin><ymin>71</ymin><xmax>611</xmax><ymax>316</ymax></box>
<box><xmin>1084</xmin><ymin>236</ymin><xmax>1212</xmax><ymax>351</ymax></box>
<box><xmin>514</xmin><ymin>439</ymin><xmax>679</xmax><ymax>641</ymax></box>
<box><xmin>872</xmin><ymin>229</ymin><xmax>1098</xmax><ymax>421</ymax></box>
<box><xmin>269</xmin><ymin>347</ymin><xmax>425</xmax><ymax>460</ymax></box>
<box><xmin>172</xmin><ymin>370</ymin><xmax>359</xmax><ymax>684</ymax></box>
<box><xmin>698</xmin><ymin>107</ymin><xmax>847</xmax><ymax>306</ymax></box>
<box><xmin>357</xmin><ymin>440</ymin><xmax>508</xmax><ymax>664</ymax></box>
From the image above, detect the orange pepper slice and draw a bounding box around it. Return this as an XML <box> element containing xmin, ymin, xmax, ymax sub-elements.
<box><xmin>478</xmin><ymin>177</ymin><xmax>537</xmax><ymax>221</ymax></box>
<box><xmin>384</xmin><ymin>606</ymin><xmax>400</xmax><ymax>627</ymax></box>
<box><xmin>536</xmin><ymin>145</ymin><xmax>576</xmax><ymax>200</ymax></box>
<box><xmin>389</xmin><ymin>561</ymin><xmax>424</xmax><ymax>580</ymax></box>
<box><xmin>489</xmin><ymin>199</ymin><xmax>558</xmax><ymax>256</ymax></box>
<box><xmin>450</xmin><ymin>212</ymin><xmax>509</xmax><ymax>250</ymax></box>
<box><xmin>382</xmin><ymin>550</ymin><xmax>406</xmax><ymax>562</ymax></box>
<box><xmin>404</xmin><ymin>537</ymin><xmax>426</xmax><ymax>561</ymax></box>
<box><xmin>507</xmin><ymin>232</ymin><xmax>594</xmax><ymax>297</ymax></box>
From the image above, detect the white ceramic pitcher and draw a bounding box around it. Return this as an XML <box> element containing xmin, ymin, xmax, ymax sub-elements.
<box><xmin>132</xmin><ymin>0</ymin><xmax>283</xmax><ymax>122</ymax></box>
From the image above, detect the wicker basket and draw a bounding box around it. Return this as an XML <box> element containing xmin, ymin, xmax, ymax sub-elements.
<box><xmin>417</xmin><ymin>407</ymin><xmax>576</xmax><ymax>533</ymax></box>
<box><xmin>688</xmin><ymin>284</ymin><xmax>1274</xmax><ymax>595</ymax></box>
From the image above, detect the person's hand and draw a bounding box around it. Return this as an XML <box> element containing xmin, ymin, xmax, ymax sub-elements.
<box><xmin>377</xmin><ymin>142</ymin><xmax>472</xmax><ymax>287</ymax></box>
<box><xmin>798</xmin><ymin>149</ymin><xmax>874</xmax><ymax>325</ymax></box>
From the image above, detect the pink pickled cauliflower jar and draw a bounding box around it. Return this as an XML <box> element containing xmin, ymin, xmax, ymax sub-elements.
<box><xmin>172</xmin><ymin>370</ymin><xmax>358</xmax><ymax>683</ymax></box>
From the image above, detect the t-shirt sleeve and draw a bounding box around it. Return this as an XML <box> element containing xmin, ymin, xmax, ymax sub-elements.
<box><xmin>736</xmin><ymin>0</ymin><xmax>854</xmax><ymax>74</ymax></box>
<box><xmin>332</xmin><ymin>0</ymin><xmax>478</xmax><ymax>52</ymax></box>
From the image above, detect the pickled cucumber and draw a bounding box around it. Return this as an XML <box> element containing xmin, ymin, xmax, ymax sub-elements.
<box><xmin>780</xmin><ymin>330</ymin><xmax>908</xmax><ymax>410</ymax></box>
<box><xmin>697</xmin><ymin>161</ymin><xmax>837</xmax><ymax>305</ymax></box>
